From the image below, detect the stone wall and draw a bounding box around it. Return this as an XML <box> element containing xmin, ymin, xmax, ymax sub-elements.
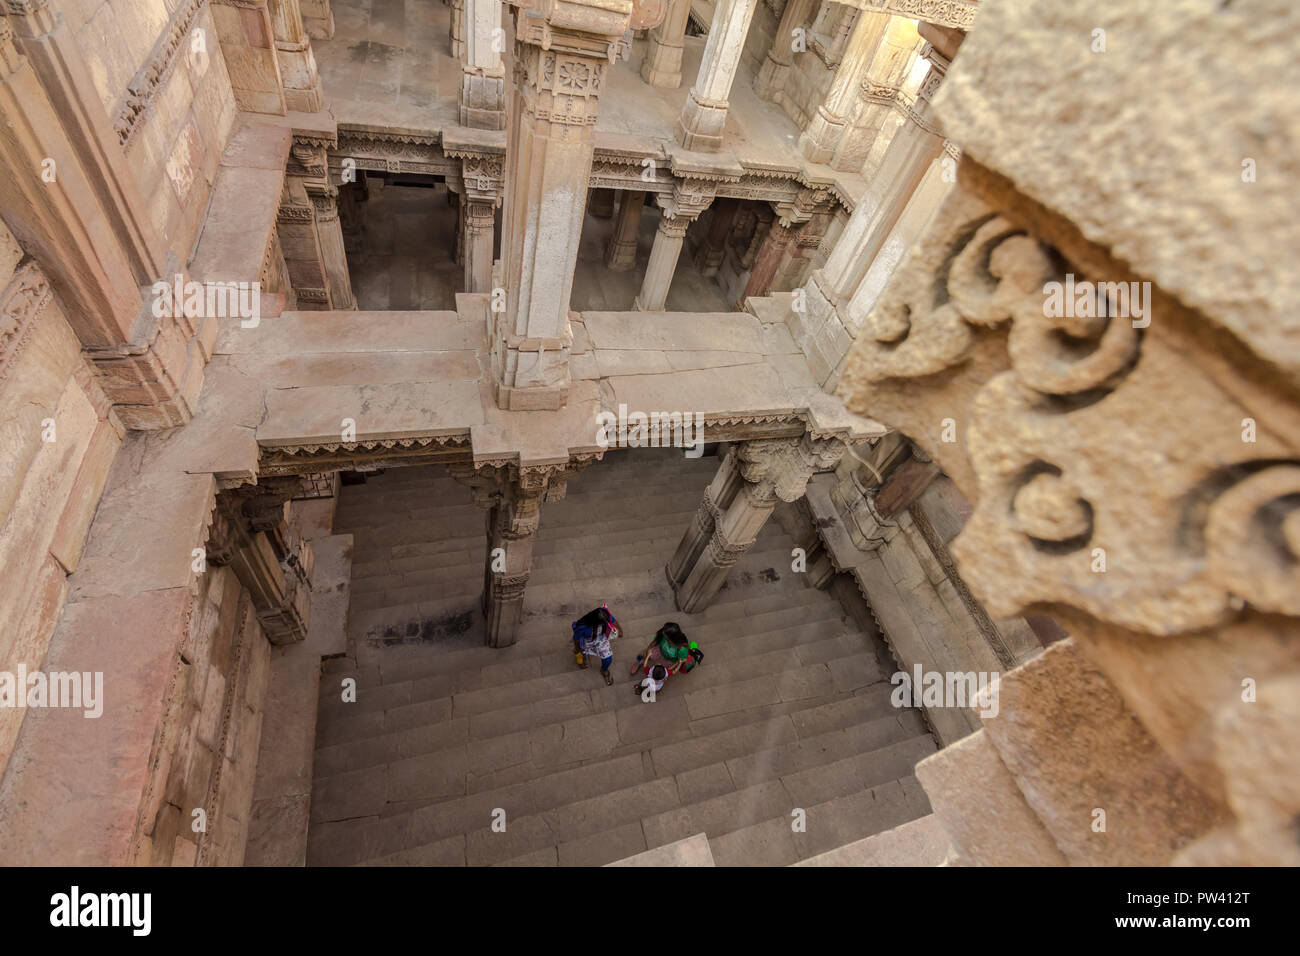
<box><xmin>68</xmin><ymin>1</ymin><xmax>240</xmax><ymax>264</ymax></box>
<box><xmin>0</xmin><ymin>218</ymin><xmax>123</xmax><ymax>783</ymax></box>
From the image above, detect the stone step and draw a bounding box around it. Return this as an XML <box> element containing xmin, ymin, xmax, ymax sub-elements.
<box><xmin>317</xmin><ymin>595</ymin><xmax>851</xmax><ymax>737</ymax></box>
<box><xmin>307</xmin><ymin>678</ymin><xmax>917</xmax><ymax>864</ymax></box>
<box><xmin>343</xmin><ymin>712</ymin><xmax>930</xmax><ymax>868</ymax></box>
<box><xmin>312</xmin><ymin>631</ymin><xmax>893</xmax><ymax>780</ymax></box>
<box><xmin>706</xmin><ymin>775</ymin><xmax>933</xmax><ymax>866</ymax></box>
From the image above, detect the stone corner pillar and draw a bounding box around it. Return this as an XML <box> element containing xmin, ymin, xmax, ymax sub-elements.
<box><xmin>640</xmin><ymin>0</ymin><xmax>691</xmax><ymax>88</ymax></box>
<box><xmin>797</xmin><ymin>11</ymin><xmax>887</xmax><ymax>164</ymax></box>
<box><xmin>753</xmin><ymin>0</ymin><xmax>812</xmax><ymax>101</ymax></box>
<box><xmin>270</xmin><ymin>0</ymin><xmax>326</xmax><ymax>113</ymax></box>
<box><xmin>493</xmin><ymin>0</ymin><xmax>630</xmax><ymax>411</ymax></box>
<box><xmin>676</xmin><ymin>0</ymin><xmax>758</xmax><ymax>151</ymax></box>
<box><xmin>668</xmin><ymin>433</ymin><xmax>844</xmax><ymax>611</ymax></box>
<box><xmin>460</xmin><ymin>0</ymin><xmax>507</xmax><ymax>130</ymax></box>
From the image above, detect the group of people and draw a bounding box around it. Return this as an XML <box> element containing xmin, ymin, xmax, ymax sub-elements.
<box><xmin>570</xmin><ymin>605</ymin><xmax>699</xmax><ymax>697</ymax></box>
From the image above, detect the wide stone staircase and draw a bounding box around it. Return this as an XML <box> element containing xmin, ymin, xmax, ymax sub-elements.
<box><xmin>306</xmin><ymin>447</ymin><xmax>937</xmax><ymax>866</ymax></box>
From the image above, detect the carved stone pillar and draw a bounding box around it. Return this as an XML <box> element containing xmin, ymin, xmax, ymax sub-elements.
<box><xmin>449</xmin><ymin>0</ymin><xmax>466</xmax><ymax>58</ymax></box>
<box><xmin>640</xmin><ymin>0</ymin><xmax>691</xmax><ymax>88</ymax></box>
<box><xmin>753</xmin><ymin>0</ymin><xmax>813</xmax><ymax>101</ymax></box>
<box><xmin>634</xmin><ymin>214</ymin><xmax>690</xmax><ymax>312</ymax></box>
<box><xmin>607</xmin><ymin>189</ymin><xmax>646</xmax><ymax>271</ymax></box>
<box><xmin>830</xmin><ymin>16</ymin><xmax>921</xmax><ymax>172</ymax></box>
<box><xmin>634</xmin><ymin>185</ymin><xmax>712</xmax><ymax>311</ymax></box>
<box><xmin>676</xmin><ymin>0</ymin><xmax>759</xmax><ymax>151</ymax></box>
<box><xmin>492</xmin><ymin>0</ymin><xmax>629</xmax><ymax>410</ymax></box>
<box><xmin>280</xmin><ymin>138</ymin><xmax>335</xmax><ymax>309</ymax></box>
<box><xmin>209</xmin><ymin>480</ymin><xmax>316</xmax><ymax>646</ymax></box>
<box><xmin>448</xmin><ymin>149</ymin><xmax>504</xmax><ymax>293</ymax></box>
<box><xmin>815</xmin><ymin>43</ymin><xmax>949</xmax><ymax>308</ymax></box>
<box><xmin>737</xmin><ymin>189</ymin><xmax>832</xmax><ymax>306</ymax></box>
<box><xmin>310</xmin><ymin>187</ymin><xmax>355</xmax><ymax>310</ymax></box>
<box><xmin>694</xmin><ymin>197</ymin><xmax>737</xmax><ymax>277</ymax></box>
<box><xmin>449</xmin><ymin>457</ymin><xmax>597</xmax><ymax>648</ymax></box>
<box><xmin>269</xmin><ymin>0</ymin><xmax>325</xmax><ymax>112</ymax></box>
<box><xmin>798</xmin><ymin>11</ymin><xmax>888</xmax><ymax>164</ymax></box>
<box><xmin>460</xmin><ymin>0</ymin><xmax>506</xmax><ymax>129</ymax></box>
<box><xmin>669</xmin><ymin>434</ymin><xmax>845</xmax><ymax>612</ymax></box>
<box><xmin>213</xmin><ymin>0</ymin><xmax>286</xmax><ymax>114</ymax></box>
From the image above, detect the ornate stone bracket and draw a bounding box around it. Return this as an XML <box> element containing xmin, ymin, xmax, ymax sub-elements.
<box><xmin>207</xmin><ymin>477</ymin><xmax>315</xmax><ymax>645</ymax></box>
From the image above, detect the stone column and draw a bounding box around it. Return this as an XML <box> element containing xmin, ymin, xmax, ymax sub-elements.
<box><xmin>492</xmin><ymin>0</ymin><xmax>630</xmax><ymax>410</ymax></box>
<box><xmin>830</xmin><ymin>16</ymin><xmax>921</xmax><ymax>172</ymax></box>
<box><xmin>589</xmin><ymin>187</ymin><xmax>615</xmax><ymax>219</ymax></box>
<box><xmin>676</xmin><ymin>0</ymin><xmax>759</xmax><ymax>151</ymax></box>
<box><xmin>310</xmin><ymin>187</ymin><xmax>355</xmax><ymax>309</ymax></box>
<box><xmin>462</xmin><ymin>199</ymin><xmax>496</xmax><ymax>293</ymax></box>
<box><xmin>694</xmin><ymin>197</ymin><xmax>737</xmax><ymax>276</ymax></box>
<box><xmin>606</xmin><ymin>189</ymin><xmax>646</xmax><ymax>271</ymax></box>
<box><xmin>451</xmin><ymin>150</ymin><xmax>504</xmax><ymax>293</ymax></box>
<box><xmin>634</xmin><ymin>186</ymin><xmax>712</xmax><ymax>311</ymax></box>
<box><xmin>753</xmin><ymin>0</ymin><xmax>813</xmax><ymax>101</ymax></box>
<box><xmin>738</xmin><ymin>214</ymin><xmax>795</xmax><ymax>304</ymax></box>
<box><xmin>633</xmin><ymin>214</ymin><xmax>690</xmax><ymax>311</ymax></box>
<box><xmin>209</xmin><ymin>479</ymin><xmax>317</xmax><ymax>646</ymax></box>
<box><xmin>640</xmin><ymin>0</ymin><xmax>691</xmax><ymax>88</ymax></box>
<box><xmin>460</xmin><ymin>0</ymin><xmax>506</xmax><ymax>129</ymax></box>
<box><xmin>798</xmin><ymin>11</ymin><xmax>888</xmax><ymax>164</ymax></box>
<box><xmin>669</xmin><ymin>434</ymin><xmax>844</xmax><ymax>611</ymax></box>
<box><xmin>449</xmin><ymin>459</ymin><xmax>594</xmax><ymax>648</ymax></box>
<box><xmin>269</xmin><ymin>0</ymin><xmax>325</xmax><ymax>112</ymax></box>
<box><xmin>449</xmin><ymin>0</ymin><xmax>466</xmax><ymax>58</ymax></box>
<box><xmin>815</xmin><ymin>43</ymin><xmax>949</xmax><ymax>308</ymax></box>
<box><xmin>841</xmin><ymin>142</ymin><xmax>955</xmax><ymax>330</ymax></box>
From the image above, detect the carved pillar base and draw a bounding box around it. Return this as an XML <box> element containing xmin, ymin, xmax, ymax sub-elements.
<box><xmin>676</xmin><ymin>89</ymin><xmax>730</xmax><ymax>152</ymax></box>
<box><xmin>641</xmin><ymin>32</ymin><xmax>685</xmax><ymax>88</ymax></box>
<box><xmin>275</xmin><ymin>40</ymin><xmax>325</xmax><ymax>112</ymax></box>
<box><xmin>799</xmin><ymin>105</ymin><xmax>850</xmax><ymax>165</ymax></box>
<box><xmin>459</xmin><ymin>67</ymin><xmax>507</xmax><ymax>130</ymax></box>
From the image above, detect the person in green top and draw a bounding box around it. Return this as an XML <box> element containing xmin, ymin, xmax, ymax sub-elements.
<box><xmin>629</xmin><ymin>622</ymin><xmax>693</xmax><ymax>678</ymax></box>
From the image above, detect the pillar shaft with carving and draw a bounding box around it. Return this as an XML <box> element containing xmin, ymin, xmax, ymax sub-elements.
<box><xmin>270</xmin><ymin>0</ymin><xmax>325</xmax><ymax>112</ymax></box>
<box><xmin>492</xmin><ymin>2</ymin><xmax>629</xmax><ymax>410</ymax></box>
<box><xmin>607</xmin><ymin>189</ymin><xmax>646</xmax><ymax>271</ymax></box>
<box><xmin>753</xmin><ymin>0</ymin><xmax>813</xmax><ymax>101</ymax></box>
<box><xmin>798</xmin><ymin>11</ymin><xmax>887</xmax><ymax>164</ymax></box>
<box><xmin>460</xmin><ymin>0</ymin><xmax>506</xmax><ymax>129</ymax></box>
<box><xmin>676</xmin><ymin>0</ymin><xmax>758</xmax><ymax>151</ymax></box>
<box><xmin>450</xmin><ymin>458</ymin><xmax>595</xmax><ymax>648</ymax></box>
<box><xmin>669</xmin><ymin>435</ymin><xmax>844</xmax><ymax>611</ymax></box>
<box><xmin>640</xmin><ymin>0</ymin><xmax>692</xmax><ymax>88</ymax></box>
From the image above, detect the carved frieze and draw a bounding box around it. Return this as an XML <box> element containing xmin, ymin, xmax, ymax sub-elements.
<box><xmin>0</xmin><ymin>260</ymin><xmax>52</xmax><ymax>385</ymax></box>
